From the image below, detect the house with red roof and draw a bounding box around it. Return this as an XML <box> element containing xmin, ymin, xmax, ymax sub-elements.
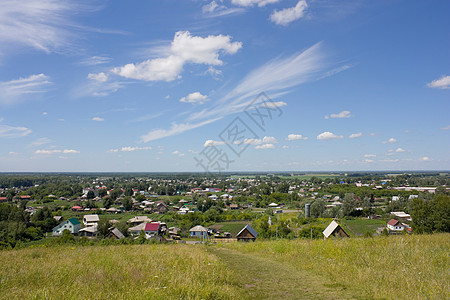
<box><xmin>144</xmin><ymin>222</ymin><xmax>161</xmax><ymax>236</ymax></box>
<box><xmin>387</xmin><ymin>219</ymin><xmax>406</xmax><ymax>231</ymax></box>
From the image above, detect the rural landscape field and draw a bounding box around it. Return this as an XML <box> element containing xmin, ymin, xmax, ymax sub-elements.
<box><xmin>1</xmin><ymin>0</ymin><xmax>449</xmax><ymax>299</ymax></box>
<box><xmin>1</xmin><ymin>234</ymin><xmax>448</xmax><ymax>299</ymax></box>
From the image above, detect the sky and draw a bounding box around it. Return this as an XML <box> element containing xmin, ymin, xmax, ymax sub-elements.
<box><xmin>0</xmin><ymin>0</ymin><xmax>449</xmax><ymax>172</ymax></box>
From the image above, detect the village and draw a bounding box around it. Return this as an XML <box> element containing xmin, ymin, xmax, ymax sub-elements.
<box><xmin>1</xmin><ymin>172</ymin><xmax>448</xmax><ymax>248</ymax></box>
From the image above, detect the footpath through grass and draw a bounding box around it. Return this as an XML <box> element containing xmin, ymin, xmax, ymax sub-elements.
<box><xmin>209</xmin><ymin>247</ymin><xmax>354</xmax><ymax>299</ymax></box>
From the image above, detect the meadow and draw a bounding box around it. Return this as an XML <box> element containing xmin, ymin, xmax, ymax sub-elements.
<box><xmin>0</xmin><ymin>234</ymin><xmax>448</xmax><ymax>299</ymax></box>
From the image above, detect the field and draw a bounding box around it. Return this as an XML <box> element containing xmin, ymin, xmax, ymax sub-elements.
<box><xmin>0</xmin><ymin>234</ymin><xmax>448</xmax><ymax>299</ymax></box>
<box><xmin>340</xmin><ymin>218</ymin><xmax>387</xmax><ymax>236</ymax></box>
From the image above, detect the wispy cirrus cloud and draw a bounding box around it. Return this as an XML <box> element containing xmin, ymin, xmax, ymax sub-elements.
<box><xmin>0</xmin><ymin>74</ymin><xmax>52</xmax><ymax>104</ymax></box>
<box><xmin>0</xmin><ymin>123</ymin><xmax>32</xmax><ymax>138</ymax></box>
<box><xmin>0</xmin><ymin>0</ymin><xmax>97</xmax><ymax>55</ymax></box>
<box><xmin>141</xmin><ymin>42</ymin><xmax>348</xmax><ymax>142</ymax></box>
<box><xmin>231</xmin><ymin>0</ymin><xmax>280</xmax><ymax>7</ymax></box>
<box><xmin>202</xmin><ymin>1</ymin><xmax>245</xmax><ymax>17</ymax></box>
<box><xmin>80</xmin><ymin>55</ymin><xmax>112</xmax><ymax>66</ymax></box>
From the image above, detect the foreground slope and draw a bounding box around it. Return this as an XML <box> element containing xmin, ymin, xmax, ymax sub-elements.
<box><xmin>0</xmin><ymin>234</ymin><xmax>448</xmax><ymax>299</ymax></box>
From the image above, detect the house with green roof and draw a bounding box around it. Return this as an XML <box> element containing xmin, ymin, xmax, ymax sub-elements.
<box><xmin>52</xmin><ymin>218</ymin><xmax>81</xmax><ymax>236</ymax></box>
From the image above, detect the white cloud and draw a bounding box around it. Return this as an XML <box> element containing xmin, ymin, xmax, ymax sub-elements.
<box><xmin>368</xmin><ymin>133</ymin><xmax>376</xmax><ymax>136</ymax></box>
<box><xmin>121</xmin><ymin>146</ymin><xmax>152</xmax><ymax>152</ymax></box>
<box><xmin>441</xmin><ymin>125</ymin><xmax>450</xmax><ymax>130</ymax></box>
<box><xmin>324</xmin><ymin>110</ymin><xmax>351</xmax><ymax>119</ymax></box>
<box><xmin>262</xmin><ymin>136</ymin><xmax>277</xmax><ymax>144</ymax></box>
<box><xmin>107</xmin><ymin>149</ymin><xmax>119</xmax><ymax>153</ymax></box>
<box><xmin>204</xmin><ymin>140</ymin><xmax>226</xmax><ymax>147</ymax></box>
<box><xmin>112</xmin><ymin>31</ymin><xmax>242</xmax><ymax>82</ymax></box>
<box><xmin>232</xmin><ymin>0</ymin><xmax>280</xmax><ymax>7</ymax></box>
<box><xmin>88</xmin><ymin>72</ymin><xmax>108</xmax><ymax>82</ymax></box>
<box><xmin>63</xmin><ymin>149</ymin><xmax>80</xmax><ymax>154</ymax></box>
<box><xmin>380</xmin><ymin>159</ymin><xmax>399</xmax><ymax>163</ymax></box>
<box><xmin>427</xmin><ymin>75</ymin><xmax>450</xmax><ymax>89</ymax></box>
<box><xmin>140</xmin><ymin>118</ymin><xmax>220</xmax><ymax>143</ymax></box>
<box><xmin>395</xmin><ymin>147</ymin><xmax>406</xmax><ymax>153</ymax></box>
<box><xmin>180</xmin><ymin>92</ymin><xmax>209</xmax><ymax>104</ymax></box>
<box><xmin>92</xmin><ymin>117</ymin><xmax>104</xmax><ymax>122</ymax></box>
<box><xmin>287</xmin><ymin>134</ymin><xmax>308</xmax><ymax>141</ymax></box>
<box><xmin>255</xmin><ymin>143</ymin><xmax>275</xmax><ymax>149</ymax></box>
<box><xmin>270</xmin><ymin>0</ymin><xmax>308</xmax><ymax>26</ymax></box>
<box><xmin>80</xmin><ymin>56</ymin><xmax>112</xmax><ymax>66</ymax></box>
<box><xmin>420</xmin><ymin>156</ymin><xmax>431</xmax><ymax>161</ymax></box>
<box><xmin>9</xmin><ymin>151</ymin><xmax>19</xmax><ymax>155</ymax></box>
<box><xmin>30</xmin><ymin>137</ymin><xmax>52</xmax><ymax>147</ymax></box>
<box><xmin>0</xmin><ymin>0</ymin><xmax>94</xmax><ymax>54</ymax></box>
<box><xmin>0</xmin><ymin>124</ymin><xmax>32</xmax><ymax>138</ymax></box>
<box><xmin>317</xmin><ymin>131</ymin><xmax>343</xmax><ymax>140</ymax></box>
<box><xmin>42</xmin><ymin>112</ymin><xmax>48</xmax><ymax>115</ymax></box>
<box><xmin>363</xmin><ymin>159</ymin><xmax>374</xmax><ymax>163</ymax></box>
<box><xmin>282</xmin><ymin>145</ymin><xmax>289</xmax><ymax>149</ymax></box>
<box><xmin>364</xmin><ymin>154</ymin><xmax>376</xmax><ymax>158</ymax></box>
<box><xmin>0</xmin><ymin>74</ymin><xmax>52</xmax><ymax>104</ymax></box>
<box><xmin>348</xmin><ymin>132</ymin><xmax>362</xmax><ymax>139</ymax></box>
<box><xmin>382</xmin><ymin>138</ymin><xmax>397</xmax><ymax>144</ymax></box>
<box><xmin>172</xmin><ymin>150</ymin><xmax>185</xmax><ymax>157</ymax></box>
<box><xmin>244</xmin><ymin>136</ymin><xmax>277</xmax><ymax>145</ymax></box>
<box><xmin>35</xmin><ymin>149</ymin><xmax>79</xmax><ymax>155</ymax></box>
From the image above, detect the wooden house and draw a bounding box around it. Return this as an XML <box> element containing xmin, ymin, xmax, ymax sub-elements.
<box><xmin>189</xmin><ymin>225</ymin><xmax>208</xmax><ymax>238</ymax></box>
<box><xmin>322</xmin><ymin>220</ymin><xmax>349</xmax><ymax>239</ymax></box>
<box><xmin>236</xmin><ymin>224</ymin><xmax>257</xmax><ymax>242</ymax></box>
<box><xmin>106</xmin><ymin>228</ymin><xmax>125</xmax><ymax>240</ymax></box>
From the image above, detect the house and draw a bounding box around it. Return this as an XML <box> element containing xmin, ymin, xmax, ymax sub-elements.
<box><xmin>390</xmin><ymin>211</ymin><xmax>412</xmax><ymax>222</ymax></box>
<box><xmin>83</xmin><ymin>214</ymin><xmax>100</xmax><ymax>227</ymax></box>
<box><xmin>128</xmin><ymin>216</ymin><xmax>152</xmax><ymax>225</ymax></box>
<box><xmin>229</xmin><ymin>203</ymin><xmax>239</xmax><ymax>210</ymax></box>
<box><xmin>322</xmin><ymin>220</ymin><xmax>349</xmax><ymax>239</ymax></box>
<box><xmin>0</xmin><ymin>197</ymin><xmax>7</xmax><ymax>203</ymax></box>
<box><xmin>106</xmin><ymin>207</ymin><xmax>121</xmax><ymax>214</ymax></box>
<box><xmin>79</xmin><ymin>225</ymin><xmax>98</xmax><ymax>237</ymax></box>
<box><xmin>387</xmin><ymin>219</ymin><xmax>406</xmax><ymax>231</ymax></box>
<box><xmin>236</xmin><ymin>224</ymin><xmax>258</xmax><ymax>242</ymax></box>
<box><xmin>106</xmin><ymin>228</ymin><xmax>125</xmax><ymax>240</ymax></box>
<box><xmin>189</xmin><ymin>225</ymin><xmax>208</xmax><ymax>238</ymax></box>
<box><xmin>128</xmin><ymin>222</ymin><xmax>147</xmax><ymax>235</ymax></box>
<box><xmin>155</xmin><ymin>202</ymin><xmax>168</xmax><ymax>214</ymax></box>
<box><xmin>178</xmin><ymin>206</ymin><xmax>190</xmax><ymax>215</ymax></box>
<box><xmin>144</xmin><ymin>222</ymin><xmax>162</xmax><ymax>236</ymax></box>
<box><xmin>53</xmin><ymin>216</ymin><xmax>63</xmax><ymax>223</ymax></box>
<box><xmin>71</xmin><ymin>206</ymin><xmax>83</xmax><ymax>211</ymax></box>
<box><xmin>52</xmin><ymin>218</ymin><xmax>81</xmax><ymax>236</ymax></box>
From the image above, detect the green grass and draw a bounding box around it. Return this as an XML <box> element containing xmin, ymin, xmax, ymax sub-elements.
<box><xmin>0</xmin><ymin>244</ymin><xmax>239</xmax><ymax>299</ymax></box>
<box><xmin>223</xmin><ymin>234</ymin><xmax>449</xmax><ymax>299</ymax></box>
<box><xmin>340</xmin><ymin>218</ymin><xmax>388</xmax><ymax>236</ymax></box>
<box><xmin>1</xmin><ymin>234</ymin><xmax>447</xmax><ymax>299</ymax></box>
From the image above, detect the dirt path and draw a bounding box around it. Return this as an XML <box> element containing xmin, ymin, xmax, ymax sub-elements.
<box><xmin>209</xmin><ymin>247</ymin><xmax>355</xmax><ymax>300</ymax></box>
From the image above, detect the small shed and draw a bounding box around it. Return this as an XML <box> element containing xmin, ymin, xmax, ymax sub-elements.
<box><xmin>106</xmin><ymin>228</ymin><xmax>125</xmax><ymax>240</ymax></box>
<box><xmin>322</xmin><ymin>220</ymin><xmax>349</xmax><ymax>239</ymax></box>
<box><xmin>236</xmin><ymin>224</ymin><xmax>258</xmax><ymax>242</ymax></box>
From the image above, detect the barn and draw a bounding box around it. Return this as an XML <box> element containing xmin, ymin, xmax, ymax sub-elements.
<box><xmin>322</xmin><ymin>220</ymin><xmax>349</xmax><ymax>239</ymax></box>
<box><xmin>236</xmin><ymin>224</ymin><xmax>258</xmax><ymax>242</ymax></box>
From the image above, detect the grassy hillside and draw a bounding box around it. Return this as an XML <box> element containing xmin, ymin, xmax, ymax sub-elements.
<box><xmin>0</xmin><ymin>234</ymin><xmax>448</xmax><ymax>299</ymax></box>
<box><xmin>223</xmin><ymin>234</ymin><xmax>449</xmax><ymax>299</ymax></box>
<box><xmin>0</xmin><ymin>244</ymin><xmax>239</xmax><ymax>299</ymax></box>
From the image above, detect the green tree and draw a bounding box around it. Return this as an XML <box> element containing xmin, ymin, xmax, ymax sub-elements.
<box><xmin>97</xmin><ymin>219</ymin><xmax>111</xmax><ymax>238</ymax></box>
<box><xmin>122</xmin><ymin>196</ymin><xmax>133</xmax><ymax>211</ymax></box>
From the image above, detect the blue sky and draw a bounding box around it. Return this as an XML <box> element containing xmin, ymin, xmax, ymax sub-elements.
<box><xmin>0</xmin><ymin>0</ymin><xmax>449</xmax><ymax>172</ymax></box>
